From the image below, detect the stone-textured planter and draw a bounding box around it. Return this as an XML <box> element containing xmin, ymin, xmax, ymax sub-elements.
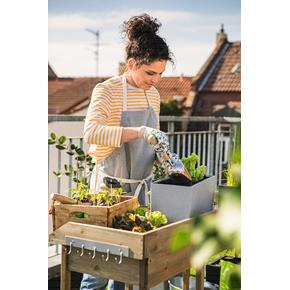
<box><xmin>151</xmin><ymin>175</ymin><xmax>217</xmax><ymax>223</ymax></box>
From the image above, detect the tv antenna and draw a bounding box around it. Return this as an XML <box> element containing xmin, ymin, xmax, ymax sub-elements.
<box><xmin>86</xmin><ymin>28</ymin><xmax>100</xmax><ymax>77</ymax></box>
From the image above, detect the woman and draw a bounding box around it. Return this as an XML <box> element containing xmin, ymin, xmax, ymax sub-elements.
<box><xmin>80</xmin><ymin>13</ymin><xmax>173</xmax><ymax>290</ymax></box>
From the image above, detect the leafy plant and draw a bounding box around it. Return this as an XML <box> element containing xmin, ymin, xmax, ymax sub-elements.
<box><xmin>67</xmin><ymin>182</ymin><xmax>90</xmax><ymax>202</ymax></box>
<box><xmin>92</xmin><ymin>191</ymin><xmax>119</xmax><ymax>206</ymax></box>
<box><xmin>181</xmin><ymin>153</ymin><xmax>207</xmax><ymax>183</ymax></box>
<box><xmin>220</xmin><ymin>259</ymin><xmax>241</xmax><ymax>290</ymax></box>
<box><xmin>113</xmin><ymin>209</ymin><xmax>168</xmax><ymax>232</ymax></box>
<box><xmin>145</xmin><ymin>211</ymin><xmax>168</xmax><ymax>229</ymax></box>
<box><xmin>133</xmin><ymin>207</ymin><xmax>149</xmax><ymax>217</ymax></box>
<box><xmin>224</xmin><ymin>124</ymin><xmax>241</xmax><ymax>186</ymax></box>
<box><xmin>48</xmin><ymin>132</ymin><xmax>96</xmax><ymax>201</ymax></box>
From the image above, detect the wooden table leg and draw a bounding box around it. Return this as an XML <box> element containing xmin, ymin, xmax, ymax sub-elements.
<box><xmin>61</xmin><ymin>245</ymin><xmax>71</xmax><ymax>290</ymax></box>
<box><xmin>196</xmin><ymin>265</ymin><xmax>204</xmax><ymax>290</ymax></box>
<box><xmin>183</xmin><ymin>269</ymin><xmax>190</xmax><ymax>290</ymax></box>
<box><xmin>139</xmin><ymin>259</ymin><xmax>149</xmax><ymax>290</ymax></box>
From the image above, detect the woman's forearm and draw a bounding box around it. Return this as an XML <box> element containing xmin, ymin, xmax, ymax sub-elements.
<box><xmin>120</xmin><ymin>127</ymin><xmax>140</xmax><ymax>144</ymax></box>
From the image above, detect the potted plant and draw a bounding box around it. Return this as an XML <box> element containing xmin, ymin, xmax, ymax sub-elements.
<box><xmin>151</xmin><ymin>153</ymin><xmax>216</xmax><ymax>223</ymax></box>
<box><xmin>206</xmin><ymin>255</ymin><xmax>241</xmax><ymax>287</ymax></box>
<box><xmin>48</xmin><ymin>132</ymin><xmax>138</xmax><ymax>230</ymax></box>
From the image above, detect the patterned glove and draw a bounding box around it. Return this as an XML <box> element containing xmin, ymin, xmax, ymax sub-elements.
<box><xmin>138</xmin><ymin>126</ymin><xmax>157</xmax><ymax>144</ymax></box>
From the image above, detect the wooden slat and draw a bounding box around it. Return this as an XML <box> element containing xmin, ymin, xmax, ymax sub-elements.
<box><xmin>49</xmin><ymin>222</ymin><xmax>144</xmax><ymax>259</ymax></box>
<box><xmin>143</xmin><ymin>219</ymin><xmax>192</xmax><ymax>258</ymax></box>
<box><xmin>51</xmin><ymin>193</ymin><xmax>81</xmax><ymax>204</ymax></box>
<box><xmin>54</xmin><ymin>203</ymin><xmax>108</xmax><ymax>230</ymax></box>
<box><xmin>107</xmin><ymin>196</ymin><xmax>138</xmax><ymax>227</ymax></box>
<box><xmin>68</xmin><ymin>248</ymin><xmax>141</xmax><ymax>284</ymax></box>
<box><xmin>144</xmin><ymin>219</ymin><xmax>192</xmax><ymax>288</ymax></box>
<box><xmin>147</xmin><ymin>247</ymin><xmax>191</xmax><ymax>288</ymax></box>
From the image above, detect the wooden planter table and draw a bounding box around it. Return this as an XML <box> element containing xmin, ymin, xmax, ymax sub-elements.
<box><xmin>49</xmin><ymin>218</ymin><xmax>206</xmax><ymax>290</ymax></box>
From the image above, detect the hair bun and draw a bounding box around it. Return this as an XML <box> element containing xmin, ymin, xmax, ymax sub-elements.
<box><xmin>123</xmin><ymin>14</ymin><xmax>161</xmax><ymax>41</ymax></box>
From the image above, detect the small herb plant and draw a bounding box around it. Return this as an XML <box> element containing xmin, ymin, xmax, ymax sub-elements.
<box><xmin>181</xmin><ymin>153</ymin><xmax>207</xmax><ymax>183</ymax></box>
<box><xmin>92</xmin><ymin>190</ymin><xmax>123</xmax><ymax>206</ymax></box>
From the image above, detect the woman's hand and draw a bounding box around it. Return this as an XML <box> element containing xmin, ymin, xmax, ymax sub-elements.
<box><xmin>138</xmin><ymin>126</ymin><xmax>157</xmax><ymax>144</ymax></box>
<box><xmin>120</xmin><ymin>126</ymin><xmax>158</xmax><ymax>144</ymax></box>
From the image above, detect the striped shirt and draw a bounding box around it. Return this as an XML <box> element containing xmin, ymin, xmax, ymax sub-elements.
<box><xmin>84</xmin><ymin>75</ymin><xmax>160</xmax><ymax>163</ymax></box>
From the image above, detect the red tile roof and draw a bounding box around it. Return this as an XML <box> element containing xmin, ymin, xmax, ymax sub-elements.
<box><xmin>203</xmin><ymin>42</ymin><xmax>241</xmax><ymax>92</ymax></box>
<box><xmin>155</xmin><ymin>76</ymin><xmax>192</xmax><ymax>102</ymax></box>
<box><xmin>48</xmin><ymin>76</ymin><xmax>193</xmax><ymax>114</ymax></box>
<box><xmin>191</xmin><ymin>31</ymin><xmax>241</xmax><ymax>94</ymax></box>
<box><xmin>48</xmin><ymin>77</ymin><xmax>108</xmax><ymax>114</ymax></box>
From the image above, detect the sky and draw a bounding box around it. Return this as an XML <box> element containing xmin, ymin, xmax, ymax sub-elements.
<box><xmin>48</xmin><ymin>0</ymin><xmax>241</xmax><ymax>77</ymax></box>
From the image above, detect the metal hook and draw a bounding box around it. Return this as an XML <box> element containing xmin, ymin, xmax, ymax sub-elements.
<box><xmin>65</xmin><ymin>241</ymin><xmax>73</xmax><ymax>255</ymax></box>
<box><xmin>91</xmin><ymin>247</ymin><xmax>96</xmax><ymax>259</ymax></box>
<box><xmin>114</xmin><ymin>250</ymin><xmax>123</xmax><ymax>264</ymax></box>
<box><xmin>102</xmin><ymin>249</ymin><xmax>110</xmax><ymax>262</ymax></box>
<box><xmin>80</xmin><ymin>244</ymin><xmax>84</xmax><ymax>257</ymax></box>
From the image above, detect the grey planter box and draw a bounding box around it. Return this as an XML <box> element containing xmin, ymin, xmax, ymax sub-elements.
<box><xmin>151</xmin><ymin>175</ymin><xmax>217</xmax><ymax>223</ymax></box>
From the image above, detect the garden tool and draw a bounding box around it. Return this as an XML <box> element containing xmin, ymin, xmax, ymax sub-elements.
<box><xmin>103</xmin><ymin>176</ymin><xmax>122</xmax><ymax>194</ymax></box>
<box><xmin>148</xmin><ymin>130</ymin><xmax>192</xmax><ymax>185</ymax></box>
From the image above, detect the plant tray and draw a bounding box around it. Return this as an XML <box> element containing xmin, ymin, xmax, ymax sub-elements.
<box><xmin>51</xmin><ymin>195</ymin><xmax>138</xmax><ymax>231</ymax></box>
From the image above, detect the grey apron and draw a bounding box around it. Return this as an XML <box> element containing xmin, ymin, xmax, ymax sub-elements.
<box><xmin>90</xmin><ymin>75</ymin><xmax>158</xmax><ymax>206</ymax></box>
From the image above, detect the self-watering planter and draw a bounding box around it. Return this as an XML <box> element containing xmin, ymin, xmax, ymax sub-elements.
<box><xmin>151</xmin><ymin>175</ymin><xmax>217</xmax><ymax>223</ymax></box>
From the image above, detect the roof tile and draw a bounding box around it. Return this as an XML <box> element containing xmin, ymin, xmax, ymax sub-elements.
<box><xmin>203</xmin><ymin>42</ymin><xmax>241</xmax><ymax>92</ymax></box>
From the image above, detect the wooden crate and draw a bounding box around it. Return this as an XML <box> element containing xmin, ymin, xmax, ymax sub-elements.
<box><xmin>49</xmin><ymin>218</ymin><xmax>193</xmax><ymax>288</ymax></box>
<box><xmin>52</xmin><ymin>195</ymin><xmax>138</xmax><ymax>231</ymax></box>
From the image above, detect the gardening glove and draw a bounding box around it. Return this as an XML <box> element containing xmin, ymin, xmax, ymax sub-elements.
<box><xmin>138</xmin><ymin>126</ymin><xmax>158</xmax><ymax>144</ymax></box>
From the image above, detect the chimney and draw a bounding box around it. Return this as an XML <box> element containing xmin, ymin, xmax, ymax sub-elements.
<box><xmin>216</xmin><ymin>24</ymin><xmax>227</xmax><ymax>44</ymax></box>
<box><xmin>118</xmin><ymin>62</ymin><xmax>127</xmax><ymax>75</ymax></box>
<box><xmin>179</xmin><ymin>73</ymin><xmax>184</xmax><ymax>82</ymax></box>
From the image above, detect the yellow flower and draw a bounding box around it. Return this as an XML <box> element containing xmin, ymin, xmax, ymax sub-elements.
<box><xmin>128</xmin><ymin>213</ymin><xmax>136</xmax><ymax>222</ymax></box>
<box><xmin>132</xmin><ymin>226</ymin><xmax>141</xmax><ymax>232</ymax></box>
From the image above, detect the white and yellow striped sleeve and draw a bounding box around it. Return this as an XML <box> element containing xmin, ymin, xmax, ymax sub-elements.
<box><xmin>83</xmin><ymin>83</ymin><xmax>123</xmax><ymax>147</ymax></box>
<box><xmin>154</xmin><ymin>88</ymin><xmax>161</xmax><ymax>130</ymax></box>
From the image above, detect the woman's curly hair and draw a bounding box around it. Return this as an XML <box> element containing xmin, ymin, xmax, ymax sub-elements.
<box><xmin>122</xmin><ymin>14</ymin><xmax>173</xmax><ymax>66</ymax></box>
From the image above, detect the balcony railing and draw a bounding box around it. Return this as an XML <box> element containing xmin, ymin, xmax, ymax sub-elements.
<box><xmin>48</xmin><ymin>115</ymin><xmax>240</xmax><ymax>190</ymax></box>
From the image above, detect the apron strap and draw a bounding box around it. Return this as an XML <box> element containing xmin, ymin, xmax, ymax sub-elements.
<box><xmin>122</xmin><ymin>74</ymin><xmax>151</xmax><ymax>108</ymax></box>
<box><xmin>122</xmin><ymin>75</ymin><xmax>128</xmax><ymax>111</ymax></box>
<box><xmin>99</xmin><ymin>167</ymin><xmax>152</xmax><ymax>206</ymax></box>
<box><xmin>134</xmin><ymin>179</ymin><xmax>150</xmax><ymax>206</ymax></box>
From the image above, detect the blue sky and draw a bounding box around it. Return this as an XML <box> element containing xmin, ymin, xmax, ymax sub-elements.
<box><xmin>48</xmin><ymin>0</ymin><xmax>240</xmax><ymax>77</ymax></box>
